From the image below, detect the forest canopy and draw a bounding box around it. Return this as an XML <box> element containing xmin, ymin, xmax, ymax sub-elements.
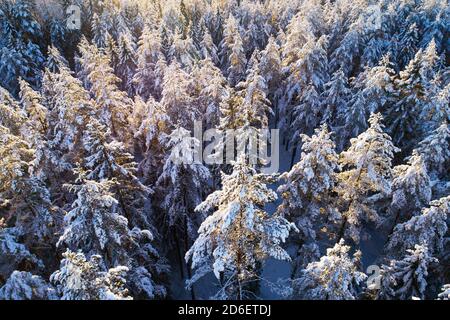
<box><xmin>0</xmin><ymin>0</ymin><xmax>449</xmax><ymax>300</ymax></box>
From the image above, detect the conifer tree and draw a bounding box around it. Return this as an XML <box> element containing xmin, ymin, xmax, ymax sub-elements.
<box><xmin>386</xmin><ymin>196</ymin><xmax>449</xmax><ymax>258</ymax></box>
<box><xmin>116</xmin><ymin>31</ymin><xmax>137</xmax><ymax>96</ymax></box>
<box><xmin>321</xmin><ymin>68</ymin><xmax>351</xmax><ymax>129</ymax></box>
<box><xmin>200</xmin><ymin>29</ymin><xmax>220</xmax><ymax>66</ymax></box>
<box><xmin>131</xmin><ymin>96</ymin><xmax>170</xmax><ymax>184</ymax></box>
<box><xmin>0</xmin><ymin>271</ymin><xmax>57</xmax><ymax>300</ymax></box>
<box><xmin>186</xmin><ymin>155</ymin><xmax>296</xmax><ymax>300</ymax></box>
<box><xmin>83</xmin><ymin>119</ymin><xmax>152</xmax><ymax>229</ymax></box>
<box><xmin>0</xmin><ymin>125</ymin><xmax>55</xmax><ymax>246</ymax></box>
<box><xmin>415</xmin><ymin>122</ymin><xmax>450</xmax><ymax>179</ymax></box>
<box><xmin>51</xmin><ymin>250</ymin><xmax>131</xmax><ymax>300</ymax></box>
<box><xmin>378</xmin><ymin>245</ymin><xmax>437</xmax><ymax>300</ymax></box>
<box><xmin>278</xmin><ymin>124</ymin><xmax>340</xmax><ymax>269</ymax></box>
<box><xmin>18</xmin><ymin>79</ymin><xmax>47</xmax><ymax>145</ymax></box>
<box><xmin>156</xmin><ymin>127</ymin><xmax>211</xmax><ymax>254</ymax></box>
<box><xmin>292</xmin><ymin>239</ymin><xmax>367</xmax><ymax>300</ymax></box>
<box><xmin>0</xmin><ymin>218</ymin><xmax>43</xmax><ymax>283</ymax></box>
<box><xmin>132</xmin><ymin>25</ymin><xmax>165</xmax><ymax>101</ymax></box>
<box><xmin>0</xmin><ymin>86</ymin><xmax>27</xmax><ymax>136</ymax></box>
<box><xmin>77</xmin><ymin>39</ymin><xmax>132</xmax><ymax>140</ymax></box>
<box><xmin>160</xmin><ymin>62</ymin><xmax>198</xmax><ymax>129</ymax></box>
<box><xmin>336</xmin><ymin>113</ymin><xmax>398</xmax><ymax>243</ymax></box>
<box><xmin>385</xmin><ymin>151</ymin><xmax>431</xmax><ymax>231</ymax></box>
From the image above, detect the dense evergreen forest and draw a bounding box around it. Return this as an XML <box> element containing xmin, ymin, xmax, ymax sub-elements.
<box><xmin>0</xmin><ymin>0</ymin><xmax>449</xmax><ymax>300</ymax></box>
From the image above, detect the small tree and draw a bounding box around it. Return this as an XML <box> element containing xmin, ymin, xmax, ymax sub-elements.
<box><xmin>385</xmin><ymin>151</ymin><xmax>431</xmax><ymax>231</ymax></box>
<box><xmin>379</xmin><ymin>245</ymin><xmax>437</xmax><ymax>300</ymax></box>
<box><xmin>0</xmin><ymin>271</ymin><xmax>57</xmax><ymax>300</ymax></box>
<box><xmin>386</xmin><ymin>196</ymin><xmax>449</xmax><ymax>258</ymax></box>
<box><xmin>292</xmin><ymin>239</ymin><xmax>367</xmax><ymax>300</ymax></box>
<box><xmin>51</xmin><ymin>250</ymin><xmax>131</xmax><ymax>300</ymax></box>
<box><xmin>415</xmin><ymin>122</ymin><xmax>450</xmax><ymax>179</ymax></box>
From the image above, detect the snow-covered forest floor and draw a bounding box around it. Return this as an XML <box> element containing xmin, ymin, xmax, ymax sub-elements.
<box><xmin>0</xmin><ymin>0</ymin><xmax>449</xmax><ymax>300</ymax></box>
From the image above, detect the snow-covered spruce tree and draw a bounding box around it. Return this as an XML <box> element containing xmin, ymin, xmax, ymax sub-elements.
<box><xmin>338</xmin><ymin>55</ymin><xmax>396</xmax><ymax>150</ymax></box>
<box><xmin>329</xmin><ymin>18</ymin><xmax>365</xmax><ymax>77</ymax></box>
<box><xmin>58</xmin><ymin>169</ymin><xmax>166</xmax><ymax>299</ymax></box>
<box><xmin>159</xmin><ymin>25</ymin><xmax>173</xmax><ymax>62</ymax></box>
<box><xmin>191</xmin><ymin>57</ymin><xmax>228</xmax><ymax>130</ymax></box>
<box><xmin>359</xmin><ymin>54</ymin><xmax>397</xmax><ymax>115</ymax></box>
<box><xmin>0</xmin><ymin>218</ymin><xmax>43</xmax><ymax>284</ymax></box>
<box><xmin>51</xmin><ymin>250</ymin><xmax>131</xmax><ymax>300</ymax></box>
<box><xmin>132</xmin><ymin>24</ymin><xmax>166</xmax><ymax>101</ymax></box>
<box><xmin>130</xmin><ymin>96</ymin><xmax>170</xmax><ymax>185</ymax></box>
<box><xmin>116</xmin><ymin>31</ymin><xmax>137</xmax><ymax>96</ymax></box>
<box><xmin>186</xmin><ymin>155</ymin><xmax>296</xmax><ymax>300</ymax></box>
<box><xmin>321</xmin><ymin>68</ymin><xmax>351</xmax><ymax>131</ymax></box>
<box><xmin>216</xmin><ymin>86</ymin><xmax>271</xmax><ymax>170</ymax></box>
<box><xmin>160</xmin><ymin>62</ymin><xmax>198</xmax><ymax>130</ymax></box>
<box><xmin>421</xmin><ymin>82</ymin><xmax>450</xmax><ymax>133</ymax></box>
<box><xmin>169</xmin><ymin>30</ymin><xmax>199</xmax><ymax>71</ymax></box>
<box><xmin>240</xmin><ymin>4</ymin><xmax>269</xmax><ymax>54</ymax></box>
<box><xmin>292</xmin><ymin>239</ymin><xmax>367</xmax><ymax>300</ymax></box>
<box><xmin>219</xmin><ymin>13</ymin><xmax>241</xmax><ymax>70</ymax></box>
<box><xmin>281</xmin><ymin>8</ymin><xmax>316</xmax><ymax>69</ymax></box>
<box><xmin>281</xmin><ymin>35</ymin><xmax>328</xmax><ymax>149</ymax></box>
<box><xmin>82</xmin><ymin>119</ymin><xmax>152</xmax><ymax>229</ymax></box>
<box><xmin>45</xmin><ymin>45</ymin><xmax>69</xmax><ymax>74</ymax></box>
<box><xmin>18</xmin><ymin>78</ymin><xmax>47</xmax><ymax>138</ymax></box>
<box><xmin>397</xmin><ymin>22</ymin><xmax>419</xmax><ymax>69</ymax></box>
<box><xmin>384</xmin><ymin>151</ymin><xmax>432</xmax><ymax>232</ymax></box>
<box><xmin>0</xmin><ymin>0</ymin><xmax>44</xmax><ymax>94</ymax></box>
<box><xmin>387</xmin><ymin>42</ymin><xmax>440</xmax><ymax>152</ymax></box>
<box><xmin>77</xmin><ymin>38</ymin><xmax>132</xmax><ymax>141</ymax></box>
<box><xmin>236</xmin><ymin>64</ymin><xmax>272</xmax><ymax>129</ymax></box>
<box><xmin>18</xmin><ymin>78</ymin><xmax>48</xmax><ymax>158</ymax></box>
<box><xmin>290</xmin><ymin>83</ymin><xmax>322</xmax><ymax>152</ymax></box>
<box><xmin>415</xmin><ymin>122</ymin><xmax>450</xmax><ymax>179</ymax></box>
<box><xmin>386</xmin><ymin>196</ymin><xmax>449</xmax><ymax>258</ymax></box>
<box><xmin>226</xmin><ymin>28</ymin><xmax>247</xmax><ymax>87</ymax></box>
<box><xmin>246</xmin><ymin>49</ymin><xmax>262</xmax><ymax>80</ymax></box>
<box><xmin>0</xmin><ymin>125</ymin><xmax>55</xmax><ymax>247</ymax></box>
<box><xmin>41</xmin><ymin>53</ymin><xmax>94</xmax><ymax>176</ymax></box>
<box><xmin>419</xmin><ymin>39</ymin><xmax>440</xmax><ymax>89</ymax></box>
<box><xmin>0</xmin><ymin>86</ymin><xmax>27</xmax><ymax>136</ymax></box>
<box><xmin>277</xmin><ymin>124</ymin><xmax>340</xmax><ymax>269</ymax></box>
<box><xmin>258</xmin><ymin>36</ymin><xmax>283</xmax><ymax>120</ymax></box>
<box><xmin>378</xmin><ymin>245</ymin><xmax>437</xmax><ymax>300</ymax></box>
<box><xmin>397</xmin><ymin>21</ymin><xmax>419</xmax><ymax>67</ymax></box>
<box><xmin>338</xmin><ymin>89</ymin><xmax>368</xmax><ymax>150</ymax></box>
<box><xmin>388</xmin><ymin>43</ymin><xmax>424</xmax><ymax>98</ymax></box>
<box><xmin>219</xmin><ymin>13</ymin><xmax>247</xmax><ymax>87</ymax></box>
<box><xmin>189</xmin><ymin>15</ymin><xmax>205</xmax><ymax>54</ymax></box>
<box><xmin>200</xmin><ymin>29</ymin><xmax>220</xmax><ymax>66</ymax></box>
<box><xmin>156</xmin><ymin>127</ymin><xmax>211</xmax><ymax>265</ymax></box>
<box><xmin>0</xmin><ymin>271</ymin><xmax>57</xmax><ymax>300</ymax></box>
<box><xmin>105</xmin><ymin>31</ymin><xmax>119</xmax><ymax>72</ymax></box>
<box><xmin>91</xmin><ymin>13</ymin><xmax>109</xmax><ymax>49</ymax></box>
<box><xmin>336</xmin><ymin>113</ymin><xmax>399</xmax><ymax>243</ymax></box>
<box><xmin>57</xmin><ymin>173</ymin><xmax>129</xmax><ymax>265</ymax></box>
<box><xmin>46</xmin><ymin>15</ymin><xmax>68</xmax><ymax>53</ymax></box>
